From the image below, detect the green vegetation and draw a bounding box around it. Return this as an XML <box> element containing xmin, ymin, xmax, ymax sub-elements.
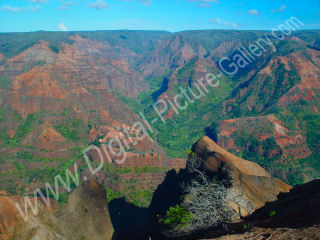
<box><xmin>243</xmin><ymin>224</ymin><xmax>248</xmax><ymax>232</ymax></box>
<box><xmin>232</xmin><ymin>130</ymin><xmax>308</xmax><ymax>185</ymax></box>
<box><xmin>270</xmin><ymin>61</ymin><xmax>301</xmax><ymax>103</ymax></box>
<box><xmin>126</xmin><ymin>187</ymin><xmax>154</xmax><ymax>207</ymax></box>
<box><xmin>12</xmin><ymin>151</ymin><xmax>65</xmax><ymax>163</ymax></box>
<box><xmin>78</xmin><ymin>30</ymin><xmax>170</xmax><ymax>55</ymax></box>
<box><xmin>138</xmin><ymin>72</ymin><xmax>170</xmax><ymax>106</ymax></box>
<box><xmin>101</xmin><ymin>163</ymin><xmax>168</xmax><ymax>207</ymax></box>
<box><xmin>0</xmin><ymin>31</ymin><xmax>74</xmax><ymax>58</ymax></box>
<box><xmin>13</xmin><ymin>112</ymin><xmax>39</xmax><ymax>142</ymax></box>
<box><xmin>274</xmin><ymin>40</ymin><xmax>306</xmax><ymax>57</ymax></box>
<box><xmin>162</xmin><ymin>205</ymin><xmax>193</xmax><ymax>229</ymax></box>
<box><xmin>0</xmin><ymin>30</ymin><xmax>320</xmax><ymax>208</ymax></box>
<box><xmin>134</xmin><ymin>166</ymin><xmax>168</xmax><ymax>174</ymax></box>
<box><xmin>117</xmin><ymin>93</ymin><xmax>143</xmax><ymax>114</ymax></box>
<box><xmin>0</xmin><ymin>30</ymin><xmax>170</xmax><ymax>58</ymax></box>
<box><xmin>234</xmin><ymin>133</ymin><xmax>281</xmax><ymax>169</ymax></box>
<box><xmin>49</xmin><ymin>43</ymin><xmax>62</xmax><ymax>53</ymax></box>
<box><xmin>277</xmin><ymin>111</ymin><xmax>298</xmax><ymax>131</ymax></box>
<box><xmin>0</xmin><ymin>76</ymin><xmax>9</xmax><ymax>89</ymax></box>
<box><xmin>302</xmin><ymin>114</ymin><xmax>320</xmax><ymax>172</ymax></box>
<box><xmin>185</xmin><ymin>148</ymin><xmax>195</xmax><ymax>156</ymax></box>
<box><xmin>304</xmin><ymin>115</ymin><xmax>320</xmax><ymax>160</ymax></box>
<box><xmin>144</xmin><ymin>75</ymin><xmax>232</xmax><ymax>158</ymax></box>
<box><xmin>269</xmin><ymin>210</ymin><xmax>277</xmax><ymax>217</ymax></box>
<box><xmin>33</xmin><ymin>60</ymin><xmax>46</xmax><ymax>67</ymax></box>
<box><xmin>54</xmin><ymin>119</ymin><xmax>87</xmax><ymax>142</ymax></box>
<box><xmin>105</xmin><ymin>182</ymin><xmax>154</xmax><ymax>207</ymax></box>
<box><xmin>176</xmin><ymin>57</ymin><xmax>197</xmax><ymax>84</ymax></box>
<box><xmin>105</xmin><ymin>187</ymin><xmax>123</xmax><ymax>202</ymax></box>
<box><xmin>55</xmin><ymin>124</ymin><xmax>80</xmax><ymax>142</ymax></box>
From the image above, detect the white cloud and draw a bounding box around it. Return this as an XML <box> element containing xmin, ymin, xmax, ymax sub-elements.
<box><xmin>28</xmin><ymin>0</ymin><xmax>48</xmax><ymax>3</ymax></box>
<box><xmin>139</xmin><ymin>0</ymin><xmax>152</xmax><ymax>5</ymax></box>
<box><xmin>121</xmin><ymin>0</ymin><xmax>152</xmax><ymax>6</ymax></box>
<box><xmin>209</xmin><ymin>17</ymin><xmax>238</xmax><ymax>29</ymax></box>
<box><xmin>57</xmin><ymin>5</ymin><xmax>70</xmax><ymax>10</ymax></box>
<box><xmin>187</xmin><ymin>0</ymin><xmax>218</xmax><ymax>7</ymax></box>
<box><xmin>58</xmin><ymin>22</ymin><xmax>68</xmax><ymax>31</ymax></box>
<box><xmin>61</xmin><ymin>1</ymin><xmax>75</xmax><ymax>5</ymax></box>
<box><xmin>230</xmin><ymin>23</ymin><xmax>238</xmax><ymax>29</ymax></box>
<box><xmin>58</xmin><ymin>1</ymin><xmax>75</xmax><ymax>10</ymax></box>
<box><xmin>188</xmin><ymin>0</ymin><xmax>218</xmax><ymax>3</ymax></box>
<box><xmin>271</xmin><ymin>5</ymin><xmax>286</xmax><ymax>13</ymax></box>
<box><xmin>0</xmin><ymin>6</ymin><xmax>28</xmax><ymax>12</ymax></box>
<box><xmin>87</xmin><ymin>0</ymin><xmax>109</xmax><ymax>10</ymax></box>
<box><xmin>0</xmin><ymin>5</ymin><xmax>41</xmax><ymax>13</ymax></box>
<box><xmin>30</xmin><ymin>5</ymin><xmax>41</xmax><ymax>12</ymax></box>
<box><xmin>247</xmin><ymin>9</ymin><xmax>262</xmax><ymax>16</ymax></box>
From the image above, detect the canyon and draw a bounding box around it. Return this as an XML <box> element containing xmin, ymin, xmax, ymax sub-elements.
<box><xmin>0</xmin><ymin>29</ymin><xmax>319</xmax><ymax>239</ymax></box>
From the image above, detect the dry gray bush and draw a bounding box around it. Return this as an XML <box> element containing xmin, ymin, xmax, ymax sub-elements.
<box><xmin>173</xmin><ymin>155</ymin><xmax>235</xmax><ymax>234</ymax></box>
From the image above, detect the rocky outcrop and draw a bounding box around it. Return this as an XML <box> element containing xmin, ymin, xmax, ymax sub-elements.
<box><xmin>204</xmin><ymin>225</ymin><xmax>320</xmax><ymax>240</ymax></box>
<box><xmin>202</xmin><ymin>179</ymin><xmax>320</xmax><ymax>240</ymax></box>
<box><xmin>0</xmin><ymin>190</ymin><xmax>59</xmax><ymax>240</ymax></box>
<box><xmin>0</xmin><ymin>180</ymin><xmax>114</xmax><ymax>240</ymax></box>
<box><xmin>192</xmin><ymin>136</ymin><xmax>291</xmax><ymax>215</ymax></box>
<box><xmin>149</xmin><ymin>136</ymin><xmax>290</xmax><ymax>238</ymax></box>
<box><xmin>246</xmin><ymin>179</ymin><xmax>320</xmax><ymax>228</ymax></box>
<box><xmin>56</xmin><ymin>180</ymin><xmax>114</xmax><ymax>240</ymax></box>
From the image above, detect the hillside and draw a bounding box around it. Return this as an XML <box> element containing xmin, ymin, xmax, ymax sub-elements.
<box><xmin>0</xmin><ymin>31</ymin><xmax>182</xmax><ymax>207</ymax></box>
<box><xmin>1</xmin><ymin>137</ymin><xmax>319</xmax><ymax>240</ymax></box>
<box><xmin>137</xmin><ymin>30</ymin><xmax>320</xmax><ymax>185</ymax></box>
<box><xmin>0</xmin><ymin>29</ymin><xmax>319</xmax><ymax>208</ymax></box>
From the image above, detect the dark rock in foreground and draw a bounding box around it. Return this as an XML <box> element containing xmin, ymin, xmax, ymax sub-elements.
<box><xmin>0</xmin><ymin>180</ymin><xmax>114</xmax><ymax>240</ymax></box>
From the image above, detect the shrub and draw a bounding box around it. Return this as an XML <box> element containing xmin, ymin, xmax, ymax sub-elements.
<box><xmin>163</xmin><ymin>205</ymin><xmax>193</xmax><ymax>229</ymax></box>
<box><xmin>182</xmin><ymin>178</ymin><xmax>233</xmax><ymax>232</ymax></box>
<box><xmin>243</xmin><ymin>224</ymin><xmax>248</xmax><ymax>231</ymax></box>
<box><xmin>174</xmin><ymin>155</ymin><xmax>236</xmax><ymax>235</ymax></box>
<box><xmin>185</xmin><ymin>148</ymin><xmax>195</xmax><ymax>156</ymax></box>
<box><xmin>269</xmin><ymin>210</ymin><xmax>276</xmax><ymax>217</ymax></box>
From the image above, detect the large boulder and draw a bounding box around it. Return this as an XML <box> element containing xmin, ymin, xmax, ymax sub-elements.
<box><xmin>202</xmin><ymin>179</ymin><xmax>320</xmax><ymax>240</ymax></box>
<box><xmin>0</xmin><ymin>180</ymin><xmax>114</xmax><ymax>240</ymax></box>
<box><xmin>246</xmin><ymin>179</ymin><xmax>320</xmax><ymax>228</ymax></box>
<box><xmin>0</xmin><ymin>190</ymin><xmax>59</xmax><ymax>240</ymax></box>
<box><xmin>55</xmin><ymin>180</ymin><xmax>114</xmax><ymax>240</ymax></box>
<box><xmin>192</xmin><ymin>136</ymin><xmax>291</xmax><ymax>215</ymax></box>
<box><xmin>149</xmin><ymin>136</ymin><xmax>291</xmax><ymax>238</ymax></box>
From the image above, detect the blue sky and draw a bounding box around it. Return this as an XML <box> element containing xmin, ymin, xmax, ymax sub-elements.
<box><xmin>0</xmin><ymin>0</ymin><xmax>319</xmax><ymax>32</ymax></box>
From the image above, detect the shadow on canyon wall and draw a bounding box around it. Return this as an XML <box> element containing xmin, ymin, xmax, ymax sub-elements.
<box><xmin>109</xmin><ymin>197</ymin><xmax>150</xmax><ymax>240</ymax></box>
<box><xmin>108</xmin><ymin>169</ymin><xmax>190</xmax><ymax>240</ymax></box>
